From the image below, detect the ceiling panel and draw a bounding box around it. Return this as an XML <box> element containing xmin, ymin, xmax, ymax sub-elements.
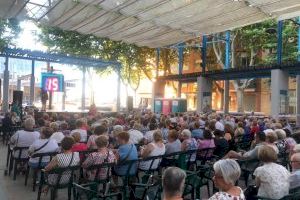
<box><xmin>0</xmin><ymin>0</ymin><xmax>299</xmax><ymax>47</ymax></box>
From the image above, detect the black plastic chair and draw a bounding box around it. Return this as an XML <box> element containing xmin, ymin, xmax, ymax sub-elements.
<box><xmin>9</xmin><ymin>146</ymin><xmax>30</xmax><ymax>180</ymax></box>
<box><xmin>4</xmin><ymin>143</ymin><xmax>12</xmax><ymax>175</ymax></box>
<box><xmin>235</xmin><ymin>134</ymin><xmax>253</xmax><ymax>151</ymax></box>
<box><xmin>83</xmin><ymin>162</ymin><xmax>115</xmax><ymax>186</ymax></box>
<box><xmin>114</xmin><ymin>159</ymin><xmax>138</xmax><ymax>200</ymax></box>
<box><xmin>37</xmin><ymin>165</ymin><xmax>81</xmax><ymax>200</ymax></box>
<box><xmin>238</xmin><ymin>159</ymin><xmax>261</xmax><ymax>187</ymax></box>
<box><xmin>24</xmin><ymin>151</ymin><xmax>58</xmax><ymax>191</ymax></box>
<box><xmin>73</xmin><ymin>182</ymin><xmax>122</xmax><ymax>200</ymax></box>
<box><xmin>137</xmin><ymin>154</ymin><xmax>164</xmax><ymax>182</ymax></box>
<box><xmin>130</xmin><ymin>155</ymin><xmax>164</xmax><ymax>199</ymax></box>
<box><xmin>129</xmin><ymin>174</ymin><xmax>162</xmax><ymax>200</ymax></box>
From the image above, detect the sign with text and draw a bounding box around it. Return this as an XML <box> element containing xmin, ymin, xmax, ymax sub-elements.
<box><xmin>41</xmin><ymin>73</ymin><xmax>64</xmax><ymax>92</ymax></box>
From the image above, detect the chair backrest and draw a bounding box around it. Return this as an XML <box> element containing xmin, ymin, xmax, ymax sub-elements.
<box><xmin>139</xmin><ymin>154</ymin><xmax>165</xmax><ymax>171</ymax></box>
<box><xmin>73</xmin><ymin>183</ymin><xmax>98</xmax><ymax>200</ymax></box>
<box><xmin>177</xmin><ymin>149</ymin><xmax>198</xmax><ymax>170</ymax></box>
<box><xmin>85</xmin><ymin>162</ymin><xmax>115</xmax><ymax>183</ymax></box>
<box><xmin>197</xmin><ymin>147</ymin><xmax>215</xmax><ymax>163</ymax></box>
<box><xmin>78</xmin><ymin>149</ymin><xmax>97</xmax><ymax>163</ymax></box>
<box><xmin>115</xmin><ymin>159</ymin><xmax>138</xmax><ymax>177</ymax></box>
<box><xmin>30</xmin><ymin>152</ymin><xmax>58</xmax><ymax>168</ymax></box>
<box><xmin>280</xmin><ymin>192</ymin><xmax>300</xmax><ymax>200</ymax></box>
<box><xmin>44</xmin><ymin>165</ymin><xmax>81</xmax><ymax>188</ymax></box>
<box><xmin>13</xmin><ymin>146</ymin><xmax>30</xmax><ymax>160</ymax></box>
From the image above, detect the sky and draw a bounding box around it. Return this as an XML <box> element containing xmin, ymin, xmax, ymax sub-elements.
<box><xmin>11</xmin><ymin>21</ymin><xmax>136</xmax><ymax>110</ymax></box>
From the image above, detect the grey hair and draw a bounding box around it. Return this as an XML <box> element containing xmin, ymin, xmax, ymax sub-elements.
<box><xmin>274</xmin><ymin>129</ymin><xmax>286</xmax><ymax>140</ymax></box>
<box><xmin>50</xmin><ymin>122</ymin><xmax>59</xmax><ymax>132</ymax></box>
<box><xmin>182</xmin><ymin>129</ymin><xmax>191</xmax><ymax>138</ymax></box>
<box><xmin>163</xmin><ymin>167</ymin><xmax>186</xmax><ymax>198</ymax></box>
<box><xmin>213</xmin><ymin>159</ymin><xmax>241</xmax><ymax>185</ymax></box>
<box><xmin>113</xmin><ymin>125</ymin><xmax>123</xmax><ymax>136</ymax></box>
<box><xmin>24</xmin><ymin>117</ymin><xmax>35</xmax><ymax>129</ymax></box>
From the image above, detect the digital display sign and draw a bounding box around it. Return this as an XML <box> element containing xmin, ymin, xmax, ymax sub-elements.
<box><xmin>41</xmin><ymin>73</ymin><xmax>64</xmax><ymax>92</ymax></box>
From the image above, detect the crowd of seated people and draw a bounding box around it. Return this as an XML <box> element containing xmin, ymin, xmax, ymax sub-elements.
<box><xmin>2</xmin><ymin>109</ymin><xmax>300</xmax><ymax>199</ymax></box>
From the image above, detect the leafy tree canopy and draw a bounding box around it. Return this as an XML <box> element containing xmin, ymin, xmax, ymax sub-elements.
<box><xmin>0</xmin><ymin>18</ymin><xmax>21</xmax><ymax>50</ymax></box>
<box><xmin>38</xmin><ymin>26</ymin><xmax>156</xmax><ymax>89</ymax></box>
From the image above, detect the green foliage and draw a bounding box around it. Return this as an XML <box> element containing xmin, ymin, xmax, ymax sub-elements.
<box><xmin>38</xmin><ymin>26</ymin><xmax>156</xmax><ymax>89</ymax></box>
<box><xmin>235</xmin><ymin>19</ymin><xmax>298</xmax><ymax>65</ymax></box>
<box><xmin>0</xmin><ymin>18</ymin><xmax>21</xmax><ymax>50</ymax></box>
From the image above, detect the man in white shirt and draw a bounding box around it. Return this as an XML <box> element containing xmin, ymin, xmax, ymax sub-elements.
<box><xmin>128</xmin><ymin>123</ymin><xmax>144</xmax><ymax>144</ymax></box>
<box><xmin>70</xmin><ymin>119</ymin><xmax>87</xmax><ymax>142</ymax></box>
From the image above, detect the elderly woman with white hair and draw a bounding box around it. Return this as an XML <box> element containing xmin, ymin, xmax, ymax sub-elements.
<box><xmin>10</xmin><ymin>117</ymin><xmax>40</xmax><ymax>147</ymax></box>
<box><xmin>10</xmin><ymin>117</ymin><xmax>40</xmax><ymax>158</ymax></box>
<box><xmin>209</xmin><ymin>159</ymin><xmax>245</xmax><ymax>200</ymax></box>
<box><xmin>274</xmin><ymin>129</ymin><xmax>287</xmax><ymax>154</ymax></box>
<box><xmin>181</xmin><ymin>129</ymin><xmax>198</xmax><ymax>161</ymax></box>
<box><xmin>50</xmin><ymin>122</ymin><xmax>64</xmax><ymax>144</ymax></box>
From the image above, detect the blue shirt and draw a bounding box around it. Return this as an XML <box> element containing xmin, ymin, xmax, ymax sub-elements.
<box><xmin>192</xmin><ymin>129</ymin><xmax>204</xmax><ymax>139</ymax></box>
<box><xmin>115</xmin><ymin>144</ymin><xmax>138</xmax><ymax>176</ymax></box>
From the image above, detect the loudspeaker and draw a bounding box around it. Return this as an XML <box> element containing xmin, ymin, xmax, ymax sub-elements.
<box><xmin>127</xmin><ymin>96</ymin><xmax>133</xmax><ymax>111</ymax></box>
<box><xmin>13</xmin><ymin>90</ymin><xmax>23</xmax><ymax>105</ymax></box>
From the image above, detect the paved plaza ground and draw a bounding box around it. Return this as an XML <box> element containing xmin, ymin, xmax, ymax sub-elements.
<box><xmin>0</xmin><ymin>143</ymin><xmax>250</xmax><ymax>200</ymax></box>
<box><xmin>0</xmin><ymin>144</ymin><xmax>69</xmax><ymax>200</ymax></box>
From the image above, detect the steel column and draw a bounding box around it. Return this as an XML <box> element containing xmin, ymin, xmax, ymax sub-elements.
<box><xmin>224</xmin><ymin>31</ymin><xmax>231</xmax><ymax>113</ymax></box>
<box><xmin>29</xmin><ymin>60</ymin><xmax>35</xmax><ymax>105</ymax></box>
<box><xmin>2</xmin><ymin>56</ymin><xmax>9</xmax><ymax>112</ymax></box>
<box><xmin>152</xmin><ymin>48</ymin><xmax>160</xmax><ymax>112</ymax></box>
<box><xmin>297</xmin><ymin>17</ymin><xmax>300</xmax><ymax>126</ymax></box>
<box><xmin>277</xmin><ymin>20</ymin><xmax>283</xmax><ymax>65</ymax></box>
<box><xmin>62</xmin><ymin>82</ymin><xmax>66</xmax><ymax>111</ymax></box>
<box><xmin>81</xmin><ymin>66</ymin><xmax>86</xmax><ymax>111</ymax></box>
<box><xmin>156</xmin><ymin>48</ymin><xmax>160</xmax><ymax>78</ymax></box>
<box><xmin>201</xmin><ymin>35</ymin><xmax>207</xmax><ymax>72</ymax></box>
<box><xmin>178</xmin><ymin>44</ymin><xmax>184</xmax><ymax>97</ymax></box>
<box><xmin>116</xmin><ymin>66</ymin><xmax>121</xmax><ymax>112</ymax></box>
<box><xmin>225</xmin><ymin>31</ymin><xmax>231</xmax><ymax>69</ymax></box>
<box><xmin>298</xmin><ymin>17</ymin><xmax>300</xmax><ymax>61</ymax></box>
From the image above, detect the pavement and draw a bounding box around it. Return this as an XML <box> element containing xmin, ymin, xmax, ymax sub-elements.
<box><xmin>0</xmin><ymin>143</ymin><xmax>249</xmax><ymax>200</ymax></box>
<box><xmin>0</xmin><ymin>144</ymin><xmax>68</xmax><ymax>200</ymax></box>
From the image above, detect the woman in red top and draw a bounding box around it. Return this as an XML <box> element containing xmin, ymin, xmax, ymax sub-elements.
<box><xmin>250</xmin><ymin>120</ymin><xmax>260</xmax><ymax>137</ymax></box>
<box><xmin>71</xmin><ymin>132</ymin><xmax>88</xmax><ymax>161</ymax></box>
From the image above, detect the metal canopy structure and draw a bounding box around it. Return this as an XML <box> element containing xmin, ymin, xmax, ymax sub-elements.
<box><xmin>0</xmin><ymin>48</ymin><xmax>122</xmax><ymax>113</ymax></box>
<box><xmin>0</xmin><ymin>48</ymin><xmax>121</xmax><ymax>68</ymax></box>
<box><xmin>157</xmin><ymin>62</ymin><xmax>300</xmax><ymax>82</ymax></box>
<box><xmin>0</xmin><ymin>0</ymin><xmax>300</xmax><ymax>48</ymax></box>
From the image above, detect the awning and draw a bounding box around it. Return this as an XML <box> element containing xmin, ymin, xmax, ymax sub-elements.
<box><xmin>0</xmin><ymin>0</ymin><xmax>300</xmax><ymax>48</ymax></box>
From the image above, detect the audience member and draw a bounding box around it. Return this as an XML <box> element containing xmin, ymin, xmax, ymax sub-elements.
<box><xmin>162</xmin><ymin>167</ymin><xmax>186</xmax><ymax>200</ymax></box>
<box><xmin>209</xmin><ymin>159</ymin><xmax>245</xmax><ymax>200</ymax></box>
<box><xmin>254</xmin><ymin>145</ymin><xmax>290</xmax><ymax>199</ymax></box>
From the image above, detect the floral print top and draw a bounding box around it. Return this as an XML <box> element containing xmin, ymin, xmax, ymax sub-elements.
<box><xmin>209</xmin><ymin>187</ymin><xmax>245</xmax><ymax>200</ymax></box>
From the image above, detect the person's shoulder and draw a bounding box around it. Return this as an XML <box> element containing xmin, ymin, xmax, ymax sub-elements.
<box><xmin>208</xmin><ymin>192</ymin><xmax>228</xmax><ymax>200</ymax></box>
